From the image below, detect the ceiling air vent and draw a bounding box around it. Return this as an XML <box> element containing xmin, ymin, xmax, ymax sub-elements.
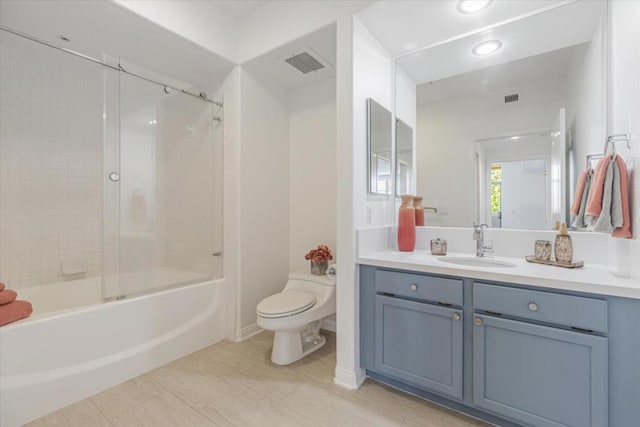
<box><xmin>281</xmin><ymin>47</ymin><xmax>332</xmax><ymax>75</ymax></box>
<box><xmin>505</xmin><ymin>93</ymin><xmax>519</xmax><ymax>103</ymax></box>
<box><xmin>285</xmin><ymin>52</ymin><xmax>324</xmax><ymax>74</ymax></box>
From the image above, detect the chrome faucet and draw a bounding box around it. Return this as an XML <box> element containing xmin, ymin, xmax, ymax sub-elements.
<box><xmin>473</xmin><ymin>223</ymin><xmax>493</xmax><ymax>257</ymax></box>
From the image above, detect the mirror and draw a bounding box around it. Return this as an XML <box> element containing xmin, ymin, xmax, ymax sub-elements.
<box><xmin>395</xmin><ymin>1</ymin><xmax>607</xmax><ymax>230</ymax></box>
<box><xmin>368</xmin><ymin>98</ymin><xmax>393</xmax><ymax>195</ymax></box>
<box><xmin>396</xmin><ymin>119</ymin><xmax>414</xmax><ymax>195</ymax></box>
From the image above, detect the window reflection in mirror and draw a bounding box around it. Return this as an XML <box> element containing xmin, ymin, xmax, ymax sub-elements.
<box><xmin>367</xmin><ymin>98</ymin><xmax>393</xmax><ymax>195</ymax></box>
<box><xmin>395</xmin><ymin>1</ymin><xmax>606</xmax><ymax>230</ymax></box>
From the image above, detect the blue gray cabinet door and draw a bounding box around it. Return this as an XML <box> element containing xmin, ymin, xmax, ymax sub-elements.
<box><xmin>374</xmin><ymin>295</ymin><xmax>463</xmax><ymax>399</ymax></box>
<box><xmin>473</xmin><ymin>315</ymin><xmax>608</xmax><ymax>427</ymax></box>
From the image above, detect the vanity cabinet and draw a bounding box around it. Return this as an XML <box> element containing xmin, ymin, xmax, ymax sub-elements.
<box><xmin>360</xmin><ymin>265</ymin><xmax>625</xmax><ymax>427</ymax></box>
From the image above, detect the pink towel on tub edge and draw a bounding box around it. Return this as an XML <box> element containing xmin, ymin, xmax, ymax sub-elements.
<box><xmin>0</xmin><ymin>289</ymin><xmax>17</xmax><ymax>305</ymax></box>
<box><xmin>0</xmin><ymin>282</ymin><xmax>4</xmax><ymax>291</ymax></box>
<box><xmin>0</xmin><ymin>300</ymin><xmax>33</xmax><ymax>326</ymax></box>
<box><xmin>585</xmin><ymin>155</ymin><xmax>612</xmax><ymax>217</ymax></box>
<box><xmin>612</xmin><ymin>156</ymin><xmax>632</xmax><ymax>238</ymax></box>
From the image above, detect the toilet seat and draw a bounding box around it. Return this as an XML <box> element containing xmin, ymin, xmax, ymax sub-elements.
<box><xmin>257</xmin><ymin>291</ymin><xmax>317</xmax><ymax>318</ymax></box>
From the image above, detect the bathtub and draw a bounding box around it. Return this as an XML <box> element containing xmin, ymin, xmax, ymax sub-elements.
<box><xmin>0</xmin><ymin>279</ymin><xmax>227</xmax><ymax>426</ymax></box>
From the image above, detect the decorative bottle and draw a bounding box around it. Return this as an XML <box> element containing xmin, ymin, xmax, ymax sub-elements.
<box><xmin>554</xmin><ymin>223</ymin><xmax>573</xmax><ymax>263</ymax></box>
<box><xmin>398</xmin><ymin>195</ymin><xmax>416</xmax><ymax>252</ymax></box>
<box><xmin>413</xmin><ymin>196</ymin><xmax>425</xmax><ymax>226</ymax></box>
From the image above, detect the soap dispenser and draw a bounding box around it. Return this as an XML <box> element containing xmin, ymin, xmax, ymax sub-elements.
<box><xmin>554</xmin><ymin>222</ymin><xmax>573</xmax><ymax>263</ymax></box>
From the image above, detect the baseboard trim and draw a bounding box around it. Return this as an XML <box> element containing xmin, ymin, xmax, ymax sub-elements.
<box><xmin>334</xmin><ymin>366</ymin><xmax>366</xmax><ymax>390</ymax></box>
<box><xmin>234</xmin><ymin>323</ymin><xmax>263</xmax><ymax>342</ymax></box>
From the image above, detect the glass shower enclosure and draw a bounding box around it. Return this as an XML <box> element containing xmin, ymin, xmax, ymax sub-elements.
<box><xmin>0</xmin><ymin>27</ymin><xmax>223</xmax><ymax>313</ymax></box>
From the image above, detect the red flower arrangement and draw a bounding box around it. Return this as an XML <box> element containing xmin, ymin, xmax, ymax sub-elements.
<box><xmin>304</xmin><ymin>245</ymin><xmax>333</xmax><ymax>263</ymax></box>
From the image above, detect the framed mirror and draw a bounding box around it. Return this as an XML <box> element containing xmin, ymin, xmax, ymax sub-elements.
<box><xmin>396</xmin><ymin>118</ymin><xmax>414</xmax><ymax>195</ymax></box>
<box><xmin>367</xmin><ymin>98</ymin><xmax>393</xmax><ymax>195</ymax></box>
<box><xmin>395</xmin><ymin>1</ymin><xmax>607</xmax><ymax>230</ymax></box>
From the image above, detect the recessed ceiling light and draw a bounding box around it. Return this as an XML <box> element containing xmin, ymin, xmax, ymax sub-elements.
<box><xmin>457</xmin><ymin>0</ymin><xmax>493</xmax><ymax>14</ymax></box>
<box><xmin>511</xmin><ymin>136</ymin><xmax>520</xmax><ymax>140</ymax></box>
<box><xmin>472</xmin><ymin>40</ymin><xmax>502</xmax><ymax>56</ymax></box>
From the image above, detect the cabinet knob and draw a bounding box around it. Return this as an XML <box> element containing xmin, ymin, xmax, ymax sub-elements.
<box><xmin>409</xmin><ymin>283</ymin><xmax>417</xmax><ymax>291</ymax></box>
<box><xmin>528</xmin><ymin>302</ymin><xmax>539</xmax><ymax>312</ymax></box>
<box><xmin>474</xmin><ymin>317</ymin><xmax>483</xmax><ymax>326</ymax></box>
<box><xmin>452</xmin><ymin>312</ymin><xmax>461</xmax><ymax>321</ymax></box>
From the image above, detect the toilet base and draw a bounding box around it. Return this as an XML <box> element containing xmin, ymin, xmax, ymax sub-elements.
<box><xmin>271</xmin><ymin>328</ymin><xmax>326</xmax><ymax>365</ymax></box>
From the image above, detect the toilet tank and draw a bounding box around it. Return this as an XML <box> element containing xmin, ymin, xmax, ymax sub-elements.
<box><xmin>288</xmin><ymin>272</ymin><xmax>336</xmax><ymax>287</ymax></box>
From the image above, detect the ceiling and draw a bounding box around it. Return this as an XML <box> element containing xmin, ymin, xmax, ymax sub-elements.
<box><xmin>0</xmin><ymin>0</ymin><xmax>235</xmax><ymax>93</ymax></box>
<box><xmin>417</xmin><ymin>43</ymin><xmax>588</xmax><ymax>105</ymax></box>
<box><xmin>357</xmin><ymin>0</ymin><xmax>575</xmax><ymax>58</ymax></box>
<box><xmin>242</xmin><ymin>23</ymin><xmax>337</xmax><ymax>91</ymax></box>
<box><xmin>397</xmin><ymin>0</ymin><xmax>604</xmax><ymax>87</ymax></box>
<box><xmin>211</xmin><ymin>0</ymin><xmax>269</xmax><ymax>19</ymax></box>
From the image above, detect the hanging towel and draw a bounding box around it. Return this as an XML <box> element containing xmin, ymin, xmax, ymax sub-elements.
<box><xmin>585</xmin><ymin>155</ymin><xmax>612</xmax><ymax>217</ymax></box>
<box><xmin>612</xmin><ymin>155</ymin><xmax>632</xmax><ymax>238</ymax></box>
<box><xmin>0</xmin><ymin>289</ymin><xmax>17</xmax><ymax>305</ymax></box>
<box><xmin>591</xmin><ymin>158</ymin><xmax>615</xmax><ymax>234</ymax></box>
<box><xmin>0</xmin><ymin>300</ymin><xmax>33</xmax><ymax>326</ymax></box>
<box><xmin>571</xmin><ymin>169</ymin><xmax>590</xmax><ymax>216</ymax></box>
<box><xmin>611</xmin><ymin>160</ymin><xmax>624</xmax><ymax>228</ymax></box>
<box><xmin>572</xmin><ymin>171</ymin><xmax>592</xmax><ymax>229</ymax></box>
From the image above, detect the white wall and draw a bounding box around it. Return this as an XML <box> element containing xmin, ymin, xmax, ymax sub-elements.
<box><xmin>608</xmin><ymin>0</ymin><xmax>640</xmax><ymax>279</ymax></box>
<box><xmin>416</xmin><ymin>77</ymin><xmax>567</xmax><ymax>227</ymax></box>
<box><xmin>353</xmin><ymin>18</ymin><xmax>395</xmax><ymax>229</ymax></box>
<box><xmin>0</xmin><ymin>31</ymin><xmax>103</xmax><ymax>288</ymax></box>
<box><xmin>335</xmin><ymin>15</ymin><xmax>395</xmax><ymax>390</ymax></box>
<box><xmin>288</xmin><ymin>78</ymin><xmax>337</xmax><ymax>273</ymax></box>
<box><xmin>237</xmin><ymin>69</ymin><xmax>290</xmax><ymax>334</ymax></box>
<box><xmin>566</xmin><ymin>23</ymin><xmax>607</xmax><ymax>191</ymax></box>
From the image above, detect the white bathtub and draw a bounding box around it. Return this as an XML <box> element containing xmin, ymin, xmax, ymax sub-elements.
<box><xmin>0</xmin><ymin>279</ymin><xmax>227</xmax><ymax>426</ymax></box>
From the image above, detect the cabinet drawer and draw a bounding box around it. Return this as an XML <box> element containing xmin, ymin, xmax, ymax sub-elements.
<box><xmin>375</xmin><ymin>270</ymin><xmax>463</xmax><ymax>306</ymax></box>
<box><xmin>474</xmin><ymin>282</ymin><xmax>607</xmax><ymax>333</ymax></box>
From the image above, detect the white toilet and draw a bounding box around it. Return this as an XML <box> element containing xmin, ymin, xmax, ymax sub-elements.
<box><xmin>257</xmin><ymin>272</ymin><xmax>336</xmax><ymax>365</ymax></box>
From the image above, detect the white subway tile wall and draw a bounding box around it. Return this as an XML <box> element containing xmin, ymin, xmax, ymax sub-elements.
<box><xmin>0</xmin><ymin>32</ymin><xmax>104</xmax><ymax>288</ymax></box>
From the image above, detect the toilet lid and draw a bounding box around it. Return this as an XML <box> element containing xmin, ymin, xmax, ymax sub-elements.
<box><xmin>257</xmin><ymin>291</ymin><xmax>317</xmax><ymax>318</ymax></box>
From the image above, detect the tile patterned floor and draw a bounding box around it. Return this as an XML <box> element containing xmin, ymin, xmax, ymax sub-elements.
<box><xmin>26</xmin><ymin>331</ymin><xmax>489</xmax><ymax>427</ymax></box>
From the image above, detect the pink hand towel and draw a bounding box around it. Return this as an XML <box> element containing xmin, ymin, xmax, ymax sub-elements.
<box><xmin>571</xmin><ymin>169</ymin><xmax>590</xmax><ymax>216</ymax></box>
<box><xmin>585</xmin><ymin>155</ymin><xmax>612</xmax><ymax>217</ymax></box>
<box><xmin>612</xmin><ymin>156</ymin><xmax>632</xmax><ymax>238</ymax></box>
<box><xmin>0</xmin><ymin>300</ymin><xmax>33</xmax><ymax>326</ymax></box>
<box><xmin>0</xmin><ymin>289</ymin><xmax>17</xmax><ymax>305</ymax></box>
<box><xmin>0</xmin><ymin>282</ymin><xmax>4</xmax><ymax>291</ymax></box>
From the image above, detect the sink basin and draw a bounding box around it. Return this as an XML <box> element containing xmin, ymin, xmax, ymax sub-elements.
<box><xmin>437</xmin><ymin>256</ymin><xmax>516</xmax><ymax>268</ymax></box>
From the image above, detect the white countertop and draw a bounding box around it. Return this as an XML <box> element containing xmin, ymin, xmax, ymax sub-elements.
<box><xmin>358</xmin><ymin>250</ymin><xmax>640</xmax><ymax>299</ymax></box>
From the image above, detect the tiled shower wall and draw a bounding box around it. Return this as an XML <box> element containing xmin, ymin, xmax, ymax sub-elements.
<box><xmin>0</xmin><ymin>33</ymin><xmax>103</xmax><ymax>288</ymax></box>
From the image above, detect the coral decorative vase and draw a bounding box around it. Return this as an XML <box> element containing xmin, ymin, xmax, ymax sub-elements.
<box><xmin>398</xmin><ymin>195</ymin><xmax>416</xmax><ymax>251</ymax></box>
<box><xmin>413</xmin><ymin>196</ymin><xmax>425</xmax><ymax>226</ymax></box>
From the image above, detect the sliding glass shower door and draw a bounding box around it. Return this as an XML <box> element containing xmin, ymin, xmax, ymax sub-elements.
<box><xmin>104</xmin><ymin>71</ymin><xmax>223</xmax><ymax>299</ymax></box>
